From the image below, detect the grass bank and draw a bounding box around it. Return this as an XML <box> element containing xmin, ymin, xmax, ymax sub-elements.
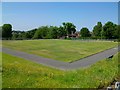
<box><xmin>2</xmin><ymin>52</ymin><xmax>119</xmax><ymax>88</ymax></box>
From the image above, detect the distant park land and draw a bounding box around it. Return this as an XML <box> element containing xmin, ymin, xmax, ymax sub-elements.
<box><xmin>3</xmin><ymin>40</ymin><xmax>117</xmax><ymax>62</ymax></box>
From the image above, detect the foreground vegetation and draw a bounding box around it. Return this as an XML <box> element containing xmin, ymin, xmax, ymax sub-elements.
<box><xmin>2</xmin><ymin>52</ymin><xmax>119</xmax><ymax>88</ymax></box>
<box><xmin>3</xmin><ymin>40</ymin><xmax>117</xmax><ymax>62</ymax></box>
<box><xmin>0</xmin><ymin>52</ymin><xmax>2</xmax><ymax>89</ymax></box>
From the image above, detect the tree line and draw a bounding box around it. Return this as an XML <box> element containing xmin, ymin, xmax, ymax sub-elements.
<box><xmin>1</xmin><ymin>21</ymin><xmax>120</xmax><ymax>40</ymax></box>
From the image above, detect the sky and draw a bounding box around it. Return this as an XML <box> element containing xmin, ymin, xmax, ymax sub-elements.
<box><xmin>2</xmin><ymin>2</ymin><xmax>118</xmax><ymax>31</ymax></box>
<box><xmin>1</xmin><ymin>0</ymin><xmax>120</xmax><ymax>2</ymax></box>
<box><xmin>0</xmin><ymin>3</ymin><xmax>2</xmax><ymax>26</ymax></box>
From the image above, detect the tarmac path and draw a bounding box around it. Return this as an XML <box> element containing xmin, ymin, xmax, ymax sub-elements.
<box><xmin>2</xmin><ymin>46</ymin><xmax>120</xmax><ymax>70</ymax></box>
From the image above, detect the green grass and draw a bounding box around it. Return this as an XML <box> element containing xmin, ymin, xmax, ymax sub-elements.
<box><xmin>2</xmin><ymin>52</ymin><xmax>119</xmax><ymax>88</ymax></box>
<box><xmin>0</xmin><ymin>52</ymin><xmax>2</xmax><ymax>89</ymax></box>
<box><xmin>0</xmin><ymin>40</ymin><xmax>2</xmax><ymax>89</ymax></box>
<box><xmin>3</xmin><ymin>40</ymin><xmax>117</xmax><ymax>62</ymax></box>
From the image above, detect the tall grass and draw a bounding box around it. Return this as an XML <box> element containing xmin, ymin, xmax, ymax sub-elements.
<box><xmin>0</xmin><ymin>52</ymin><xmax>2</xmax><ymax>89</ymax></box>
<box><xmin>2</xmin><ymin>52</ymin><xmax>118</xmax><ymax>88</ymax></box>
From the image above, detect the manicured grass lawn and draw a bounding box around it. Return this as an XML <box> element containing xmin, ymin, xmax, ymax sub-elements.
<box><xmin>2</xmin><ymin>52</ymin><xmax>119</xmax><ymax>88</ymax></box>
<box><xmin>2</xmin><ymin>40</ymin><xmax>117</xmax><ymax>62</ymax></box>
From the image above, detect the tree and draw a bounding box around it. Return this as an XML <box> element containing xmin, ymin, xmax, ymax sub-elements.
<box><xmin>28</xmin><ymin>28</ymin><xmax>37</xmax><ymax>39</ymax></box>
<box><xmin>80</xmin><ymin>27</ymin><xmax>91</xmax><ymax>37</ymax></box>
<box><xmin>33</xmin><ymin>26</ymin><xmax>49</xmax><ymax>39</ymax></box>
<box><xmin>102</xmin><ymin>21</ymin><xmax>115</xmax><ymax>39</ymax></box>
<box><xmin>112</xmin><ymin>24</ymin><xmax>120</xmax><ymax>39</ymax></box>
<box><xmin>93</xmin><ymin>22</ymin><xmax>102</xmax><ymax>39</ymax></box>
<box><xmin>46</xmin><ymin>26</ymin><xmax>58</xmax><ymax>39</ymax></box>
<box><xmin>0</xmin><ymin>26</ymin><xmax>2</xmax><ymax>39</ymax></box>
<box><xmin>12</xmin><ymin>31</ymin><xmax>25</xmax><ymax>40</ymax></box>
<box><xmin>21</xmin><ymin>32</ymin><xmax>31</xmax><ymax>39</ymax></box>
<box><xmin>12</xmin><ymin>33</ymin><xmax>19</xmax><ymax>40</ymax></box>
<box><xmin>62</xmin><ymin>22</ymin><xmax>76</xmax><ymax>35</ymax></box>
<box><xmin>57</xmin><ymin>26</ymin><xmax>67</xmax><ymax>38</ymax></box>
<box><xmin>118</xmin><ymin>25</ymin><xmax>120</xmax><ymax>39</ymax></box>
<box><xmin>17</xmin><ymin>33</ymin><xmax>23</xmax><ymax>40</ymax></box>
<box><xmin>112</xmin><ymin>24</ymin><xmax>118</xmax><ymax>39</ymax></box>
<box><xmin>2</xmin><ymin>24</ymin><xmax>12</xmax><ymax>39</ymax></box>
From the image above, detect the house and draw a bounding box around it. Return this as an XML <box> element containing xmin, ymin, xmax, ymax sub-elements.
<box><xmin>67</xmin><ymin>32</ymin><xmax>80</xmax><ymax>38</ymax></box>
